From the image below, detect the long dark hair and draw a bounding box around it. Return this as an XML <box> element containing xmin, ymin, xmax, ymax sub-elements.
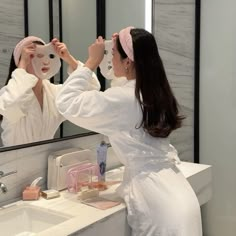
<box><xmin>5</xmin><ymin>40</ymin><xmax>45</xmax><ymax>85</ymax></box>
<box><xmin>117</xmin><ymin>28</ymin><xmax>184</xmax><ymax>138</ymax></box>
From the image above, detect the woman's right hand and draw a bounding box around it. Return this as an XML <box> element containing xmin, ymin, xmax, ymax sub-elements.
<box><xmin>51</xmin><ymin>38</ymin><xmax>78</xmax><ymax>71</ymax></box>
<box><xmin>85</xmin><ymin>36</ymin><xmax>105</xmax><ymax>71</ymax></box>
<box><xmin>18</xmin><ymin>43</ymin><xmax>36</xmax><ymax>69</ymax></box>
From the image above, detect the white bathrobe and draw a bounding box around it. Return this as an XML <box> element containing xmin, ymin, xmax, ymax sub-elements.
<box><xmin>0</xmin><ymin>63</ymin><xmax>99</xmax><ymax>146</ymax></box>
<box><xmin>0</xmin><ymin>68</ymin><xmax>64</xmax><ymax>146</ymax></box>
<box><xmin>56</xmin><ymin>66</ymin><xmax>202</xmax><ymax>236</ymax></box>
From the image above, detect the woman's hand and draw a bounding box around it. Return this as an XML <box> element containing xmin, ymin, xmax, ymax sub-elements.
<box><xmin>51</xmin><ymin>38</ymin><xmax>78</xmax><ymax>70</ymax></box>
<box><xmin>18</xmin><ymin>43</ymin><xmax>36</xmax><ymax>69</ymax></box>
<box><xmin>85</xmin><ymin>36</ymin><xmax>105</xmax><ymax>71</ymax></box>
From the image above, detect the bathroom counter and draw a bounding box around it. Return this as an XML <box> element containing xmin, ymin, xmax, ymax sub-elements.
<box><xmin>2</xmin><ymin>162</ymin><xmax>212</xmax><ymax>236</ymax></box>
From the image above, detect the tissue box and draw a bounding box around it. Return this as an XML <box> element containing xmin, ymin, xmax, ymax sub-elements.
<box><xmin>22</xmin><ymin>186</ymin><xmax>41</xmax><ymax>200</ymax></box>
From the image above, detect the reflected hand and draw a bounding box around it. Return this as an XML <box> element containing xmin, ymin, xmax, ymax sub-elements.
<box><xmin>18</xmin><ymin>43</ymin><xmax>36</xmax><ymax>69</ymax></box>
<box><xmin>51</xmin><ymin>38</ymin><xmax>78</xmax><ymax>71</ymax></box>
<box><xmin>51</xmin><ymin>38</ymin><xmax>70</xmax><ymax>61</ymax></box>
<box><xmin>112</xmin><ymin>33</ymin><xmax>118</xmax><ymax>39</ymax></box>
<box><xmin>85</xmin><ymin>36</ymin><xmax>105</xmax><ymax>71</ymax></box>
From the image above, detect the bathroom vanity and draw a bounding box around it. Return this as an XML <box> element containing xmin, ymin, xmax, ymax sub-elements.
<box><xmin>0</xmin><ymin>162</ymin><xmax>211</xmax><ymax>236</ymax></box>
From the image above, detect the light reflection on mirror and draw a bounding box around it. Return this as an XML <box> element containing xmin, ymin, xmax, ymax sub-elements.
<box><xmin>61</xmin><ymin>0</ymin><xmax>97</xmax><ymax>137</ymax></box>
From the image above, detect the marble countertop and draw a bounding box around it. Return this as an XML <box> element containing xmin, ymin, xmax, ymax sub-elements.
<box><xmin>1</xmin><ymin>162</ymin><xmax>212</xmax><ymax>236</ymax></box>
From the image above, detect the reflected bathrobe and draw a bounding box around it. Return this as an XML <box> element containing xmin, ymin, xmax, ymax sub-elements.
<box><xmin>56</xmin><ymin>66</ymin><xmax>202</xmax><ymax>236</ymax></box>
<box><xmin>0</xmin><ymin>65</ymin><xmax>99</xmax><ymax>146</ymax></box>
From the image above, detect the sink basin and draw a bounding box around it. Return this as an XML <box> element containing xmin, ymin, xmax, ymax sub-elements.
<box><xmin>0</xmin><ymin>204</ymin><xmax>72</xmax><ymax>236</ymax></box>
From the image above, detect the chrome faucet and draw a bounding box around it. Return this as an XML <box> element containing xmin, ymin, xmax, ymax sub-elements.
<box><xmin>0</xmin><ymin>170</ymin><xmax>17</xmax><ymax>178</ymax></box>
<box><xmin>0</xmin><ymin>170</ymin><xmax>17</xmax><ymax>194</ymax></box>
<box><xmin>0</xmin><ymin>182</ymin><xmax>7</xmax><ymax>194</ymax></box>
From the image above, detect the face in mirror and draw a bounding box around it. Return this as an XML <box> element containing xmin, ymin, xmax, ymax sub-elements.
<box><xmin>0</xmin><ymin>36</ymin><xmax>97</xmax><ymax>148</ymax></box>
<box><xmin>0</xmin><ymin>0</ymin><xmax>150</xmax><ymax>149</ymax></box>
<box><xmin>0</xmin><ymin>37</ymin><xmax>70</xmax><ymax>147</ymax></box>
<box><xmin>31</xmin><ymin>43</ymin><xmax>61</xmax><ymax>80</ymax></box>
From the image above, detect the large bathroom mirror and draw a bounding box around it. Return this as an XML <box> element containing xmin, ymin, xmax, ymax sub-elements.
<box><xmin>0</xmin><ymin>0</ymin><xmax>104</xmax><ymax>150</ymax></box>
<box><xmin>0</xmin><ymin>0</ymin><xmax>153</xmax><ymax>151</ymax></box>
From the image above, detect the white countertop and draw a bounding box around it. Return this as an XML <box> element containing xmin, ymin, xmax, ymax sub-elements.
<box><xmin>1</xmin><ymin>162</ymin><xmax>212</xmax><ymax>236</ymax></box>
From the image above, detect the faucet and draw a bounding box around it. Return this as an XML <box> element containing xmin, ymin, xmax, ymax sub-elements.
<box><xmin>0</xmin><ymin>182</ymin><xmax>7</xmax><ymax>194</ymax></box>
<box><xmin>0</xmin><ymin>170</ymin><xmax>17</xmax><ymax>178</ymax></box>
<box><xmin>0</xmin><ymin>170</ymin><xmax>17</xmax><ymax>194</ymax></box>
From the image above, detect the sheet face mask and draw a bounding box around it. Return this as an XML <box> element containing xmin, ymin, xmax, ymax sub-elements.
<box><xmin>31</xmin><ymin>43</ymin><xmax>61</xmax><ymax>80</ymax></box>
<box><xmin>99</xmin><ymin>40</ymin><xmax>128</xmax><ymax>87</ymax></box>
<box><xmin>99</xmin><ymin>40</ymin><xmax>113</xmax><ymax>80</ymax></box>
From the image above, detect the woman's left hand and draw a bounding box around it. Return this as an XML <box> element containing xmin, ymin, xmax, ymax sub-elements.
<box><xmin>51</xmin><ymin>38</ymin><xmax>78</xmax><ymax>70</ymax></box>
<box><xmin>51</xmin><ymin>38</ymin><xmax>70</xmax><ymax>61</ymax></box>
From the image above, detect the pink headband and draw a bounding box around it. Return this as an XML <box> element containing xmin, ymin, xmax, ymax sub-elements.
<box><xmin>13</xmin><ymin>36</ymin><xmax>45</xmax><ymax>66</ymax></box>
<box><xmin>119</xmin><ymin>26</ymin><xmax>135</xmax><ymax>61</ymax></box>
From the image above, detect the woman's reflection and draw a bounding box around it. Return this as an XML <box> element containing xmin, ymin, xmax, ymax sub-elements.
<box><xmin>0</xmin><ymin>36</ymin><xmax>98</xmax><ymax>146</ymax></box>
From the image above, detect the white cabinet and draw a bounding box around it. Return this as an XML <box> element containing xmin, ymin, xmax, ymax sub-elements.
<box><xmin>70</xmin><ymin>210</ymin><xmax>131</xmax><ymax>236</ymax></box>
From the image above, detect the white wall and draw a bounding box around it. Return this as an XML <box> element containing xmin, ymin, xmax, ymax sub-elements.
<box><xmin>28</xmin><ymin>0</ymin><xmax>49</xmax><ymax>42</ymax></box>
<box><xmin>105</xmin><ymin>0</ymin><xmax>146</xmax><ymax>39</ymax></box>
<box><xmin>200</xmin><ymin>0</ymin><xmax>236</xmax><ymax>235</ymax></box>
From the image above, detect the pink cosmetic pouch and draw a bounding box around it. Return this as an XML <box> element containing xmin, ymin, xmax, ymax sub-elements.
<box><xmin>66</xmin><ymin>163</ymin><xmax>100</xmax><ymax>193</ymax></box>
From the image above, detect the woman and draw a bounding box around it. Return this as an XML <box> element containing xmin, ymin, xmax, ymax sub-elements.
<box><xmin>56</xmin><ymin>27</ymin><xmax>202</xmax><ymax>236</ymax></box>
<box><xmin>0</xmin><ymin>36</ymin><xmax>99</xmax><ymax>146</ymax></box>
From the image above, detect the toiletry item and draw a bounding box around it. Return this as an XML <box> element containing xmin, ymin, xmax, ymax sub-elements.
<box><xmin>81</xmin><ymin>196</ymin><xmax>121</xmax><ymax>210</ymax></box>
<box><xmin>22</xmin><ymin>186</ymin><xmax>41</xmax><ymax>200</ymax></box>
<box><xmin>31</xmin><ymin>177</ymin><xmax>43</xmax><ymax>187</ymax></box>
<box><xmin>79</xmin><ymin>188</ymin><xmax>99</xmax><ymax>200</ymax></box>
<box><xmin>66</xmin><ymin>163</ymin><xmax>99</xmax><ymax>193</ymax></box>
<box><xmin>83</xmin><ymin>181</ymin><xmax>108</xmax><ymax>191</ymax></box>
<box><xmin>97</xmin><ymin>141</ymin><xmax>108</xmax><ymax>182</ymax></box>
<box><xmin>22</xmin><ymin>177</ymin><xmax>43</xmax><ymax>201</ymax></box>
<box><xmin>47</xmin><ymin>148</ymin><xmax>93</xmax><ymax>191</ymax></box>
<box><xmin>41</xmin><ymin>189</ymin><xmax>60</xmax><ymax>199</ymax></box>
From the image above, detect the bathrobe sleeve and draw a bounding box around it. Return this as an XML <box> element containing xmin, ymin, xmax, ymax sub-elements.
<box><xmin>56</xmin><ymin>66</ymin><xmax>132</xmax><ymax>136</ymax></box>
<box><xmin>0</xmin><ymin>68</ymin><xmax>38</xmax><ymax>123</ymax></box>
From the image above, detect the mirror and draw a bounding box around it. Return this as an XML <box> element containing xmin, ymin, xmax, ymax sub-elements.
<box><xmin>0</xmin><ymin>0</ymin><xmax>104</xmax><ymax>149</ymax></box>
<box><xmin>61</xmin><ymin>0</ymin><xmax>97</xmax><ymax>137</ymax></box>
<box><xmin>0</xmin><ymin>0</ymin><xmax>151</xmax><ymax>150</ymax></box>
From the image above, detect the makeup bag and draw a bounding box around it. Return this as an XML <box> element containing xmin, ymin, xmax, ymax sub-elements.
<box><xmin>47</xmin><ymin>148</ymin><xmax>94</xmax><ymax>190</ymax></box>
<box><xmin>66</xmin><ymin>163</ymin><xmax>100</xmax><ymax>193</ymax></box>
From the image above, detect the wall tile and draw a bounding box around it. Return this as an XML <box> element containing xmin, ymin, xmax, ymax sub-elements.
<box><xmin>153</xmin><ymin>0</ymin><xmax>195</xmax><ymax>162</ymax></box>
<box><xmin>0</xmin><ymin>0</ymin><xmax>24</xmax><ymax>88</ymax></box>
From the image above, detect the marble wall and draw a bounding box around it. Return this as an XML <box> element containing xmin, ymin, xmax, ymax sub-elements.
<box><xmin>153</xmin><ymin>0</ymin><xmax>195</xmax><ymax>162</ymax></box>
<box><xmin>0</xmin><ymin>0</ymin><xmax>25</xmax><ymax>88</ymax></box>
<box><xmin>0</xmin><ymin>134</ymin><xmax>121</xmax><ymax>207</ymax></box>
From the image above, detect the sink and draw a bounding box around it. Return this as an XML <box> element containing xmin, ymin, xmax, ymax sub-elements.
<box><xmin>0</xmin><ymin>203</ymin><xmax>72</xmax><ymax>236</ymax></box>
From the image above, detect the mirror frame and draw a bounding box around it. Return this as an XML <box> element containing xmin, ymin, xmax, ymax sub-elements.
<box><xmin>194</xmin><ymin>0</ymin><xmax>200</xmax><ymax>163</ymax></box>
<box><xmin>0</xmin><ymin>0</ymin><xmax>105</xmax><ymax>152</ymax></box>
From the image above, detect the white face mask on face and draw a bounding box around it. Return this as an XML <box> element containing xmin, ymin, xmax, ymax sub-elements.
<box><xmin>31</xmin><ymin>43</ymin><xmax>61</xmax><ymax>80</ymax></box>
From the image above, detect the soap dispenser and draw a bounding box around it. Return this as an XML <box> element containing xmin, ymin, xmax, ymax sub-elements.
<box><xmin>22</xmin><ymin>177</ymin><xmax>42</xmax><ymax>200</ymax></box>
